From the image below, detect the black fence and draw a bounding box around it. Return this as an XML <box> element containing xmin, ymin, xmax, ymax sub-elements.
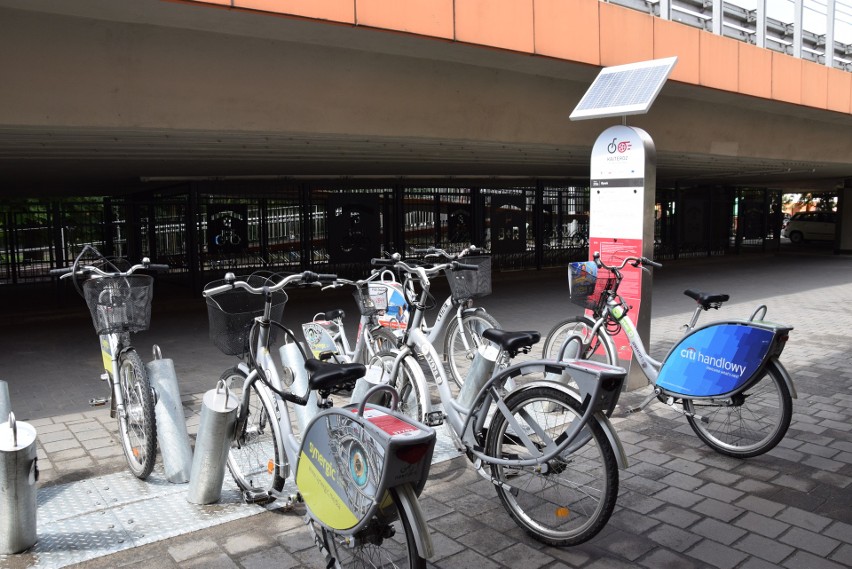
<box><xmin>0</xmin><ymin>182</ymin><xmax>783</xmax><ymax>288</ymax></box>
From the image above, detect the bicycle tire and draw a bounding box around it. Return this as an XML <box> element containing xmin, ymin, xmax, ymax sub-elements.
<box><xmin>313</xmin><ymin>486</ymin><xmax>426</xmax><ymax>569</ymax></box>
<box><xmin>220</xmin><ymin>367</ymin><xmax>286</xmax><ymax>495</ymax></box>
<box><xmin>443</xmin><ymin>309</ymin><xmax>500</xmax><ymax>388</ymax></box>
<box><xmin>486</xmin><ymin>385</ymin><xmax>619</xmax><ymax>546</ymax></box>
<box><xmin>366</xmin><ymin>327</ymin><xmax>399</xmax><ymax>361</ymax></box>
<box><xmin>684</xmin><ymin>362</ymin><xmax>792</xmax><ymax>458</ymax></box>
<box><xmin>542</xmin><ymin>316</ymin><xmax>615</xmax><ymax>366</ymax></box>
<box><xmin>116</xmin><ymin>348</ymin><xmax>157</xmax><ymax>479</ymax></box>
<box><xmin>372</xmin><ymin>350</ymin><xmax>427</xmax><ymax>423</ymax></box>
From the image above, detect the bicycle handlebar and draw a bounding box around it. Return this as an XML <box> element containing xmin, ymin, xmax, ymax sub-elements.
<box><xmin>203</xmin><ymin>271</ymin><xmax>336</xmax><ymax>298</ymax></box>
<box><xmin>51</xmin><ymin>257</ymin><xmax>170</xmax><ymax>280</ymax></box>
<box><xmin>593</xmin><ymin>251</ymin><xmax>662</xmax><ymax>273</ymax></box>
<box><xmin>411</xmin><ymin>244</ymin><xmax>481</xmax><ymax>260</ymax></box>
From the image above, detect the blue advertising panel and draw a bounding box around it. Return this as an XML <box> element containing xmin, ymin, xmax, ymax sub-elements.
<box><xmin>656</xmin><ymin>323</ymin><xmax>775</xmax><ymax>397</ymax></box>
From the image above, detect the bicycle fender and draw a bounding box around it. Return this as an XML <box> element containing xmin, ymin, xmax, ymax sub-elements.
<box><xmin>513</xmin><ymin>380</ymin><xmax>629</xmax><ymax>470</ymax></box>
<box><xmin>768</xmin><ymin>358</ymin><xmax>797</xmax><ymax>399</ymax></box>
<box><xmin>396</xmin><ymin>483</ymin><xmax>434</xmax><ymax>560</ymax></box>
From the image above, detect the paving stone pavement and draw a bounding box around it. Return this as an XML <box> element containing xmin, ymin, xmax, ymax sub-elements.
<box><xmin>2</xmin><ymin>246</ymin><xmax>852</xmax><ymax>568</ymax></box>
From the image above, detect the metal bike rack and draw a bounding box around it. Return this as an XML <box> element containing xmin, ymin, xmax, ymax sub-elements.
<box><xmin>0</xmin><ymin>381</ymin><xmax>10</xmax><ymax>423</ymax></box>
<box><xmin>146</xmin><ymin>345</ymin><xmax>193</xmax><ymax>483</ymax></box>
<box><xmin>1</xmin><ymin>412</ymin><xmax>38</xmax><ymax>554</ymax></box>
<box><xmin>187</xmin><ymin>381</ymin><xmax>238</xmax><ymax>505</ymax></box>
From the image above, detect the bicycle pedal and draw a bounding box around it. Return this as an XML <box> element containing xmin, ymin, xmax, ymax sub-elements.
<box><xmin>99</xmin><ymin>373</ymin><xmax>109</xmax><ymax>382</ymax></box>
<box><xmin>243</xmin><ymin>489</ymin><xmax>276</xmax><ymax>505</ymax></box>
<box><xmin>424</xmin><ymin>411</ymin><xmax>444</xmax><ymax>427</ymax></box>
<box><xmin>89</xmin><ymin>397</ymin><xmax>109</xmax><ymax>407</ymax></box>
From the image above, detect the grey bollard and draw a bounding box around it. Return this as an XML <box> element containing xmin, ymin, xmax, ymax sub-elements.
<box><xmin>186</xmin><ymin>381</ymin><xmax>237</xmax><ymax>505</ymax></box>
<box><xmin>146</xmin><ymin>346</ymin><xmax>193</xmax><ymax>483</ymax></box>
<box><xmin>0</xmin><ymin>381</ymin><xmax>10</xmax><ymax>423</ymax></box>
<box><xmin>0</xmin><ymin>413</ymin><xmax>38</xmax><ymax>554</ymax></box>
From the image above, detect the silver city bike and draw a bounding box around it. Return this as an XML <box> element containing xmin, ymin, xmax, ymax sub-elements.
<box><xmin>544</xmin><ymin>252</ymin><xmax>796</xmax><ymax>458</ymax></box>
<box><xmin>204</xmin><ymin>270</ymin><xmax>436</xmax><ymax>569</ymax></box>
<box><xmin>371</xmin><ymin>256</ymin><xmax>630</xmax><ymax>546</ymax></box>
<box><xmin>406</xmin><ymin>246</ymin><xmax>500</xmax><ymax>387</ymax></box>
<box><xmin>50</xmin><ymin>245</ymin><xmax>169</xmax><ymax>479</ymax></box>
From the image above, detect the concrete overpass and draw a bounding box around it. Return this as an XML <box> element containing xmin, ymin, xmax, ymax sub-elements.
<box><xmin>0</xmin><ymin>0</ymin><xmax>851</xmax><ymax>196</ymax></box>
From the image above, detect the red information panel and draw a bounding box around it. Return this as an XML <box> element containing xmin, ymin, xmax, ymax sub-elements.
<box><xmin>588</xmin><ymin>238</ymin><xmax>644</xmax><ymax>364</ymax></box>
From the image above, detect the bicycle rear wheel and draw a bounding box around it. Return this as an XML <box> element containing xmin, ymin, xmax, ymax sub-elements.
<box><xmin>221</xmin><ymin>367</ymin><xmax>286</xmax><ymax>496</ymax></box>
<box><xmin>684</xmin><ymin>362</ymin><xmax>792</xmax><ymax>458</ymax></box>
<box><xmin>117</xmin><ymin>348</ymin><xmax>157</xmax><ymax>479</ymax></box>
<box><xmin>313</xmin><ymin>486</ymin><xmax>425</xmax><ymax>569</ymax></box>
<box><xmin>444</xmin><ymin>309</ymin><xmax>499</xmax><ymax>388</ymax></box>
<box><xmin>486</xmin><ymin>385</ymin><xmax>618</xmax><ymax>546</ymax></box>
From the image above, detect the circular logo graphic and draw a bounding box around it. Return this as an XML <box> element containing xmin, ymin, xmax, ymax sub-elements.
<box><xmin>349</xmin><ymin>444</ymin><xmax>368</xmax><ymax>487</ymax></box>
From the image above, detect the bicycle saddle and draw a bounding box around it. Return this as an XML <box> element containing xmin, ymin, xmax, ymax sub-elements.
<box><xmin>323</xmin><ymin>309</ymin><xmax>345</xmax><ymax>321</ymax></box>
<box><xmin>482</xmin><ymin>329</ymin><xmax>541</xmax><ymax>355</ymax></box>
<box><xmin>684</xmin><ymin>289</ymin><xmax>730</xmax><ymax>310</ymax></box>
<box><xmin>305</xmin><ymin>359</ymin><xmax>366</xmax><ymax>391</ymax></box>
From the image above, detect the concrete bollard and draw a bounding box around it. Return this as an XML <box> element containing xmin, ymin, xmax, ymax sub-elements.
<box><xmin>0</xmin><ymin>412</ymin><xmax>38</xmax><ymax>554</ymax></box>
<box><xmin>186</xmin><ymin>381</ymin><xmax>238</xmax><ymax>505</ymax></box>
<box><xmin>146</xmin><ymin>346</ymin><xmax>193</xmax><ymax>483</ymax></box>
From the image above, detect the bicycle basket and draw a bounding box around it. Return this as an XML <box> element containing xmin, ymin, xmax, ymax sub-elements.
<box><xmin>446</xmin><ymin>255</ymin><xmax>492</xmax><ymax>302</ymax></box>
<box><xmin>83</xmin><ymin>275</ymin><xmax>154</xmax><ymax>335</ymax></box>
<box><xmin>568</xmin><ymin>261</ymin><xmax>613</xmax><ymax>311</ymax></box>
<box><xmin>353</xmin><ymin>284</ymin><xmax>389</xmax><ymax>316</ymax></box>
<box><xmin>204</xmin><ymin>275</ymin><xmax>288</xmax><ymax>356</ymax></box>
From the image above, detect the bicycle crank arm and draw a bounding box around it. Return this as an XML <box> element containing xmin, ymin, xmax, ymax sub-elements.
<box><xmin>89</xmin><ymin>397</ymin><xmax>109</xmax><ymax>407</ymax></box>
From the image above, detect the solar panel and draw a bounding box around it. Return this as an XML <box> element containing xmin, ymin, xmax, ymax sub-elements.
<box><xmin>569</xmin><ymin>57</ymin><xmax>678</xmax><ymax>121</ymax></box>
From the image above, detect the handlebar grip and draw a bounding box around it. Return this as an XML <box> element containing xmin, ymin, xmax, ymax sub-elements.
<box><xmin>642</xmin><ymin>258</ymin><xmax>663</xmax><ymax>268</ymax></box>
<box><xmin>146</xmin><ymin>264</ymin><xmax>170</xmax><ymax>272</ymax></box>
<box><xmin>316</xmin><ymin>273</ymin><xmax>337</xmax><ymax>283</ymax></box>
<box><xmin>371</xmin><ymin>258</ymin><xmax>397</xmax><ymax>267</ymax></box>
<box><xmin>49</xmin><ymin>267</ymin><xmax>74</xmax><ymax>276</ymax></box>
<box><xmin>451</xmin><ymin>261</ymin><xmax>478</xmax><ymax>271</ymax></box>
<box><xmin>411</xmin><ymin>247</ymin><xmax>432</xmax><ymax>254</ymax></box>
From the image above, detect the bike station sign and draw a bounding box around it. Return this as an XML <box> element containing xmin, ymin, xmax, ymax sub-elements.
<box><xmin>589</xmin><ymin>124</ymin><xmax>656</xmax><ymax>388</ymax></box>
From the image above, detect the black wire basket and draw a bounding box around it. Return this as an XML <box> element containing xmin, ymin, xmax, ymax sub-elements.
<box><xmin>445</xmin><ymin>255</ymin><xmax>492</xmax><ymax>302</ymax></box>
<box><xmin>568</xmin><ymin>262</ymin><xmax>614</xmax><ymax>312</ymax></box>
<box><xmin>205</xmin><ymin>275</ymin><xmax>288</xmax><ymax>356</ymax></box>
<box><xmin>83</xmin><ymin>275</ymin><xmax>154</xmax><ymax>335</ymax></box>
<box><xmin>353</xmin><ymin>284</ymin><xmax>388</xmax><ymax>317</ymax></box>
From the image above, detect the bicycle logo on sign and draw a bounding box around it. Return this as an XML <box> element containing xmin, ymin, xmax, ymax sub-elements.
<box><xmin>607</xmin><ymin>138</ymin><xmax>632</xmax><ymax>154</ymax></box>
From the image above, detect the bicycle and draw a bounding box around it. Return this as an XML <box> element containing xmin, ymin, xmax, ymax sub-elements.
<box><xmin>543</xmin><ymin>252</ymin><xmax>796</xmax><ymax>458</ymax></box>
<box><xmin>405</xmin><ymin>246</ymin><xmax>501</xmax><ymax>388</ymax></box>
<box><xmin>203</xmin><ymin>270</ymin><xmax>437</xmax><ymax>568</ymax></box>
<box><xmin>301</xmin><ymin>270</ymin><xmax>401</xmax><ymax>366</ymax></box>
<box><xmin>50</xmin><ymin>245</ymin><xmax>169</xmax><ymax>479</ymax></box>
<box><xmin>370</xmin><ymin>256</ymin><xmax>629</xmax><ymax>546</ymax></box>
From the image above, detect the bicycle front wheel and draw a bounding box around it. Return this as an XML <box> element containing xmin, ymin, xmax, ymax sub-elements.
<box><xmin>444</xmin><ymin>309</ymin><xmax>500</xmax><ymax>388</ymax></box>
<box><xmin>372</xmin><ymin>351</ymin><xmax>427</xmax><ymax>423</ymax></box>
<box><xmin>313</xmin><ymin>486</ymin><xmax>425</xmax><ymax>569</ymax></box>
<box><xmin>366</xmin><ymin>327</ymin><xmax>399</xmax><ymax>360</ymax></box>
<box><xmin>684</xmin><ymin>362</ymin><xmax>792</xmax><ymax>458</ymax></box>
<box><xmin>542</xmin><ymin>316</ymin><xmax>615</xmax><ymax>366</ymax></box>
<box><xmin>117</xmin><ymin>348</ymin><xmax>157</xmax><ymax>479</ymax></box>
<box><xmin>221</xmin><ymin>367</ymin><xmax>286</xmax><ymax>496</ymax></box>
<box><xmin>486</xmin><ymin>386</ymin><xmax>619</xmax><ymax>546</ymax></box>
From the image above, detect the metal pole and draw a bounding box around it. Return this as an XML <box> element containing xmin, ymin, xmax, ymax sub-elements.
<box><xmin>825</xmin><ymin>0</ymin><xmax>836</xmax><ymax>67</ymax></box>
<box><xmin>794</xmin><ymin>0</ymin><xmax>804</xmax><ymax>58</ymax></box>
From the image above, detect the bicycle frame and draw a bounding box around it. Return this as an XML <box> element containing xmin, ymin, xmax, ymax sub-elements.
<box><xmin>387</xmin><ymin>263</ymin><xmax>629</xmax><ymax>470</ymax></box>
<box><xmin>98</xmin><ymin>331</ymin><xmax>129</xmax><ymax>418</ymax></box>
